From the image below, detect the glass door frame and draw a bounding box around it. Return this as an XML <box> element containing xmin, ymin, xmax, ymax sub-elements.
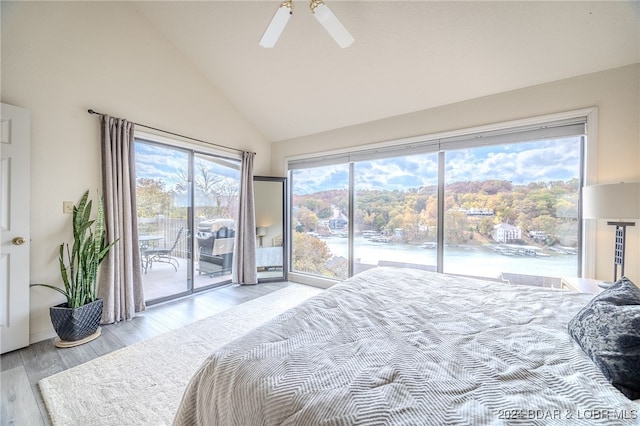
<box><xmin>134</xmin><ymin>134</ymin><xmax>242</xmax><ymax>305</ymax></box>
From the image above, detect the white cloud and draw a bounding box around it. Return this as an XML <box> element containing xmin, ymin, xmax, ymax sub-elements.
<box><xmin>292</xmin><ymin>137</ymin><xmax>581</xmax><ymax>194</ymax></box>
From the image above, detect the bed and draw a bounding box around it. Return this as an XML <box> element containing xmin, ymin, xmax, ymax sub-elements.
<box><xmin>174</xmin><ymin>267</ymin><xmax>640</xmax><ymax>425</ymax></box>
<box><xmin>256</xmin><ymin>247</ymin><xmax>283</xmax><ymax>270</ymax></box>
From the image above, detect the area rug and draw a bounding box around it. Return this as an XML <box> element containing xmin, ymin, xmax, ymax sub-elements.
<box><xmin>39</xmin><ymin>284</ymin><xmax>323</xmax><ymax>426</ymax></box>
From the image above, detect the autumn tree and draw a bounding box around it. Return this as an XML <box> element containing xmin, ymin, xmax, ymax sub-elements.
<box><xmin>291</xmin><ymin>232</ymin><xmax>340</xmax><ymax>278</ymax></box>
<box><xmin>477</xmin><ymin>217</ymin><xmax>495</xmax><ymax>236</ymax></box>
<box><xmin>531</xmin><ymin>215</ymin><xmax>559</xmax><ymax>244</ymax></box>
<box><xmin>295</xmin><ymin>206</ymin><xmax>319</xmax><ymax>232</ymax></box>
<box><xmin>136</xmin><ymin>178</ymin><xmax>173</xmax><ymax>218</ymax></box>
<box><xmin>294</xmin><ymin>178</ymin><xmax>578</xmax><ymax>249</ymax></box>
<box><xmin>444</xmin><ymin>210</ymin><xmax>470</xmax><ymax>244</ymax></box>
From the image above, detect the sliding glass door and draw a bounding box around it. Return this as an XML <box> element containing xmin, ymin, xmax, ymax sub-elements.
<box><xmin>193</xmin><ymin>153</ymin><xmax>240</xmax><ymax>290</ymax></box>
<box><xmin>135</xmin><ymin>141</ymin><xmax>191</xmax><ymax>302</ymax></box>
<box><xmin>135</xmin><ymin>138</ymin><xmax>240</xmax><ymax>304</ymax></box>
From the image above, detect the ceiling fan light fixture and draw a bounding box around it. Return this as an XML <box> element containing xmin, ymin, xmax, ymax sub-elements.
<box><xmin>259</xmin><ymin>0</ymin><xmax>294</xmax><ymax>48</ymax></box>
<box><xmin>310</xmin><ymin>0</ymin><xmax>354</xmax><ymax>48</ymax></box>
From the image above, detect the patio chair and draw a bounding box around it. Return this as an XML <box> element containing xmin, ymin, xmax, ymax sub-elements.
<box><xmin>142</xmin><ymin>227</ymin><xmax>183</xmax><ymax>273</ymax></box>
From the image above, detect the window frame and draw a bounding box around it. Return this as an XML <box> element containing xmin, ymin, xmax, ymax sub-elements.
<box><xmin>133</xmin><ymin>130</ymin><xmax>243</xmax><ymax>304</ymax></box>
<box><xmin>286</xmin><ymin>108</ymin><xmax>598</xmax><ymax>286</ymax></box>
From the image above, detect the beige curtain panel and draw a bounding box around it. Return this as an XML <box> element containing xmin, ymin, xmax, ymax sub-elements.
<box><xmin>232</xmin><ymin>151</ymin><xmax>258</xmax><ymax>285</ymax></box>
<box><xmin>99</xmin><ymin>115</ymin><xmax>146</xmax><ymax>323</ymax></box>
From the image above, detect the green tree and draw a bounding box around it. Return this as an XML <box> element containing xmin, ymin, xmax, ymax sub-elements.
<box><xmin>318</xmin><ymin>206</ymin><xmax>334</xmax><ymax>219</ymax></box>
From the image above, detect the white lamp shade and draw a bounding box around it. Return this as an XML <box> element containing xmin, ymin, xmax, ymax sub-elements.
<box><xmin>257</xmin><ymin>227</ymin><xmax>268</xmax><ymax>237</ymax></box>
<box><xmin>583</xmin><ymin>182</ymin><xmax>640</xmax><ymax>220</ymax></box>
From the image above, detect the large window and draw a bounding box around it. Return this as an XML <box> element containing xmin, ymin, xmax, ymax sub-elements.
<box><xmin>353</xmin><ymin>155</ymin><xmax>439</xmax><ymax>274</ymax></box>
<box><xmin>290</xmin><ymin>164</ymin><xmax>349</xmax><ymax>280</ymax></box>
<box><xmin>134</xmin><ymin>137</ymin><xmax>240</xmax><ymax>304</ymax></box>
<box><xmin>442</xmin><ymin>139</ymin><xmax>581</xmax><ymax>281</ymax></box>
<box><xmin>288</xmin><ymin>116</ymin><xmax>586</xmax><ymax>286</ymax></box>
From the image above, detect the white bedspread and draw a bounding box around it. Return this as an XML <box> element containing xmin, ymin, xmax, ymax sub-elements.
<box><xmin>256</xmin><ymin>247</ymin><xmax>282</xmax><ymax>269</ymax></box>
<box><xmin>174</xmin><ymin>267</ymin><xmax>639</xmax><ymax>425</ymax></box>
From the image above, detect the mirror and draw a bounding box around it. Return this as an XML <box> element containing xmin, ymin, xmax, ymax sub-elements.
<box><xmin>254</xmin><ymin>176</ymin><xmax>287</xmax><ymax>282</ymax></box>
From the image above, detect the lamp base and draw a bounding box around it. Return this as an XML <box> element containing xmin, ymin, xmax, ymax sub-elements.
<box><xmin>607</xmin><ymin>221</ymin><xmax>634</xmax><ymax>287</ymax></box>
<box><xmin>598</xmin><ymin>281</ymin><xmax>615</xmax><ymax>289</ymax></box>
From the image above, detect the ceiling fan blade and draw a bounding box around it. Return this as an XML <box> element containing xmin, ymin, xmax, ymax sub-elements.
<box><xmin>259</xmin><ymin>2</ymin><xmax>294</xmax><ymax>48</ymax></box>
<box><xmin>311</xmin><ymin>1</ymin><xmax>354</xmax><ymax>48</ymax></box>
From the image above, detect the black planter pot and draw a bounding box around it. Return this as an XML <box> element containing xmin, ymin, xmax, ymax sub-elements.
<box><xmin>49</xmin><ymin>298</ymin><xmax>103</xmax><ymax>342</ymax></box>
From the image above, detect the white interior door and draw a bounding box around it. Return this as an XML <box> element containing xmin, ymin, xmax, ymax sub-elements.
<box><xmin>1</xmin><ymin>103</ymin><xmax>31</xmax><ymax>354</ymax></box>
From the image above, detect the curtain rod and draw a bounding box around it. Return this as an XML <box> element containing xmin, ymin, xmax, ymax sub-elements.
<box><xmin>88</xmin><ymin>109</ymin><xmax>253</xmax><ymax>155</ymax></box>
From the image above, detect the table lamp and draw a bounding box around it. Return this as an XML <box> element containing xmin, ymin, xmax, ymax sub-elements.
<box><xmin>583</xmin><ymin>182</ymin><xmax>640</xmax><ymax>287</ymax></box>
<box><xmin>257</xmin><ymin>227</ymin><xmax>268</xmax><ymax>248</ymax></box>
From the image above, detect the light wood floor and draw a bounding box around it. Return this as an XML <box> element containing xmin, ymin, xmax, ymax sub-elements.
<box><xmin>0</xmin><ymin>281</ymin><xmax>299</xmax><ymax>426</ymax></box>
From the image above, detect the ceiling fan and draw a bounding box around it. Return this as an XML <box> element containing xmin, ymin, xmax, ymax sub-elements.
<box><xmin>259</xmin><ymin>0</ymin><xmax>355</xmax><ymax>48</ymax></box>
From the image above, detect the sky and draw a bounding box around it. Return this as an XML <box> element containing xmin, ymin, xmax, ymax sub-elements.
<box><xmin>134</xmin><ymin>141</ymin><xmax>240</xmax><ymax>192</ymax></box>
<box><xmin>134</xmin><ymin>137</ymin><xmax>581</xmax><ymax>197</ymax></box>
<box><xmin>292</xmin><ymin>137</ymin><xmax>581</xmax><ymax>195</ymax></box>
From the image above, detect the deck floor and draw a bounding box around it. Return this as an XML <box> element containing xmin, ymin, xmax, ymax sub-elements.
<box><xmin>142</xmin><ymin>256</ymin><xmax>284</xmax><ymax>303</ymax></box>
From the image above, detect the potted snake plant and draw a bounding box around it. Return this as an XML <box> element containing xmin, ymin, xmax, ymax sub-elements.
<box><xmin>32</xmin><ymin>190</ymin><xmax>117</xmax><ymax>347</ymax></box>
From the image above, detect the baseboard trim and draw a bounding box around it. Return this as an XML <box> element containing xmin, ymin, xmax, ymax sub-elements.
<box><xmin>30</xmin><ymin>328</ymin><xmax>57</xmax><ymax>344</ymax></box>
<box><xmin>287</xmin><ymin>272</ymin><xmax>337</xmax><ymax>289</ymax></box>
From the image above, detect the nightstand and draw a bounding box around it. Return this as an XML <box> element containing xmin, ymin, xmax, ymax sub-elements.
<box><xmin>561</xmin><ymin>277</ymin><xmax>606</xmax><ymax>295</ymax></box>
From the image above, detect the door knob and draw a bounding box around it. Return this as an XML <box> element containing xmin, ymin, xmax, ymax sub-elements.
<box><xmin>12</xmin><ymin>237</ymin><xmax>26</xmax><ymax>246</ymax></box>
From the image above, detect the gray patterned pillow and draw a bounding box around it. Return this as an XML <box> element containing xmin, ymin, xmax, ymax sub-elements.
<box><xmin>568</xmin><ymin>277</ymin><xmax>640</xmax><ymax>399</ymax></box>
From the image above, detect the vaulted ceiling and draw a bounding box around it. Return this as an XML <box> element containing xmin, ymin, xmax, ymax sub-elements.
<box><xmin>133</xmin><ymin>1</ymin><xmax>640</xmax><ymax>142</ymax></box>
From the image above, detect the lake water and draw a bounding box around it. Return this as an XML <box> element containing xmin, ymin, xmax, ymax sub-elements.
<box><xmin>321</xmin><ymin>236</ymin><xmax>578</xmax><ymax>279</ymax></box>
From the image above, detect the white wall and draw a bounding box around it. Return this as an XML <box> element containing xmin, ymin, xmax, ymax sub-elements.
<box><xmin>1</xmin><ymin>1</ymin><xmax>272</xmax><ymax>342</ymax></box>
<box><xmin>272</xmin><ymin>64</ymin><xmax>640</xmax><ymax>284</ymax></box>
